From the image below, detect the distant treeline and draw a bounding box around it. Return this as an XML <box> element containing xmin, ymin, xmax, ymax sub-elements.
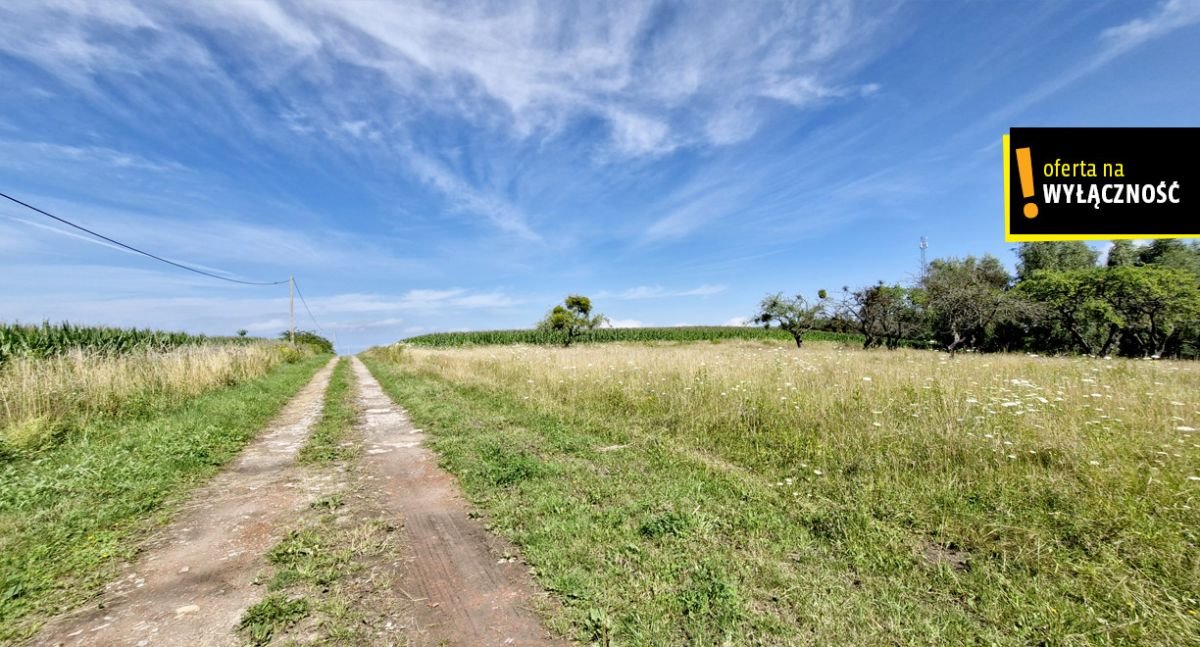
<box><xmin>821</xmin><ymin>240</ymin><xmax>1200</xmax><ymax>359</ymax></box>
<box><xmin>404</xmin><ymin>326</ymin><xmax>887</xmax><ymax>347</ymax></box>
<box><xmin>0</xmin><ymin>322</ymin><xmax>259</xmax><ymax>363</ymax></box>
<box><xmin>406</xmin><ymin>241</ymin><xmax>1200</xmax><ymax>359</ymax></box>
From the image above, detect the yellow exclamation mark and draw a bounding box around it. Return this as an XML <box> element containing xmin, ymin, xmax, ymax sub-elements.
<box><xmin>1015</xmin><ymin>147</ymin><xmax>1038</xmax><ymax>218</ymax></box>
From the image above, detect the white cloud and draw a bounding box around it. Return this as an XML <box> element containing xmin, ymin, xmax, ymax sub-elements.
<box><xmin>723</xmin><ymin>316</ymin><xmax>752</xmax><ymax>327</ymax></box>
<box><xmin>607</xmin><ymin>109</ymin><xmax>675</xmax><ymax>156</ymax></box>
<box><xmin>400</xmin><ymin>289</ymin><xmax>467</xmax><ymax>303</ymax></box>
<box><xmin>1101</xmin><ymin>0</ymin><xmax>1200</xmax><ymax>54</ymax></box>
<box><xmin>598</xmin><ymin>284</ymin><xmax>725</xmax><ymax>300</ymax></box>
<box><xmin>404</xmin><ymin>150</ymin><xmax>541</xmax><ymax>240</ymax></box>
<box><xmin>308</xmin><ymin>289</ymin><xmax>522</xmax><ymax>314</ymax></box>
<box><xmin>0</xmin><ymin>279</ymin><xmax>526</xmax><ymax>354</ymax></box>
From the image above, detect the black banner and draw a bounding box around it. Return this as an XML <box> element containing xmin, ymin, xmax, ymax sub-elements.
<box><xmin>1005</xmin><ymin>127</ymin><xmax>1199</xmax><ymax>240</ymax></box>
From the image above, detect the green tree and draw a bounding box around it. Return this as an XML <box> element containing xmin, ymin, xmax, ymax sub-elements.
<box><xmin>1016</xmin><ymin>269</ymin><xmax>1123</xmax><ymax>356</ymax></box>
<box><xmin>1015</xmin><ymin>242</ymin><xmax>1098</xmax><ymax>280</ymax></box>
<box><xmin>1099</xmin><ymin>266</ymin><xmax>1200</xmax><ymax>357</ymax></box>
<box><xmin>754</xmin><ymin>291</ymin><xmax>829</xmax><ymax>348</ymax></box>
<box><xmin>839</xmin><ymin>283</ymin><xmax>925</xmax><ymax>349</ymax></box>
<box><xmin>279</xmin><ymin>330</ymin><xmax>334</xmax><ymax>354</ymax></box>
<box><xmin>1106</xmin><ymin>240</ymin><xmax>1138</xmax><ymax>268</ymax></box>
<box><xmin>1137</xmin><ymin>240</ymin><xmax>1200</xmax><ymax>281</ymax></box>
<box><xmin>537</xmin><ymin>295</ymin><xmax>606</xmax><ymax>347</ymax></box>
<box><xmin>922</xmin><ymin>255</ymin><xmax>1026</xmax><ymax>353</ymax></box>
<box><xmin>1133</xmin><ymin>241</ymin><xmax>1200</xmax><ymax>358</ymax></box>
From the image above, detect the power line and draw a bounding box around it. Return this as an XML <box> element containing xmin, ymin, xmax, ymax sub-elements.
<box><xmin>291</xmin><ymin>278</ymin><xmax>324</xmax><ymax>333</ymax></box>
<box><xmin>1</xmin><ymin>191</ymin><xmax>288</xmax><ymax>286</ymax></box>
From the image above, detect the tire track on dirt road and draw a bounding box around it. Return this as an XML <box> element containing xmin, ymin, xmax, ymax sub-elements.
<box><xmin>350</xmin><ymin>357</ymin><xmax>565</xmax><ymax>647</ymax></box>
<box><xmin>33</xmin><ymin>358</ymin><xmax>340</xmax><ymax>647</ymax></box>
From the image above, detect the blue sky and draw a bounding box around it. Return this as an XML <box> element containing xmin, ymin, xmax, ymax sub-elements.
<box><xmin>1</xmin><ymin>1</ymin><xmax>1197</xmax><ymax>353</ymax></box>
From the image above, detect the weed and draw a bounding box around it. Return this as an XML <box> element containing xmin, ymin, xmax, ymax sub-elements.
<box><xmin>312</xmin><ymin>493</ymin><xmax>344</xmax><ymax>511</ymax></box>
<box><xmin>239</xmin><ymin>593</ymin><xmax>310</xmax><ymax>645</ymax></box>
<box><xmin>638</xmin><ymin>510</ymin><xmax>693</xmax><ymax>539</ymax></box>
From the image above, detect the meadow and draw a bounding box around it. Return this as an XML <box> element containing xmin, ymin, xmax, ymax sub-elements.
<box><xmin>363</xmin><ymin>340</ymin><xmax>1200</xmax><ymax>645</ymax></box>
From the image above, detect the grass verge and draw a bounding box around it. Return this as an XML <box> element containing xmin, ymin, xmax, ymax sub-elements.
<box><xmin>361</xmin><ymin>346</ymin><xmax>1200</xmax><ymax>646</ymax></box>
<box><xmin>0</xmin><ymin>355</ymin><xmax>329</xmax><ymax>642</ymax></box>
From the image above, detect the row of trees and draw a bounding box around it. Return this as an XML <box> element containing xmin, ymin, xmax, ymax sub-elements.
<box><xmin>756</xmin><ymin>240</ymin><xmax>1200</xmax><ymax>358</ymax></box>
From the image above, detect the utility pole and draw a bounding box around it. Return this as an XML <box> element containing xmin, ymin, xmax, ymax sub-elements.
<box><xmin>289</xmin><ymin>275</ymin><xmax>295</xmax><ymax>345</ymax></box>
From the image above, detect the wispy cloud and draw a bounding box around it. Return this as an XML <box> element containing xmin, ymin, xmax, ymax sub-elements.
<box><xmin>598</xmin><ymin>284</ymin><xmax>725</xmax><ymax>300</ymax></box>
<box><xmin>404</xmin><ymin>150</ymin><xmax>541</xmax><ymax>240</ymax></box>
<box><xmin>0</xmin><ymin>1</ymin><xmax>886</xmax><ymax>156</ymax></box>
<box><xmin>978</xmin><ymin>0</ymin><xmax>1200</xmax><ymax>131</ymax></box>
<box><xmin>1101</xmin><ymin>0</ymin><xmax>1200</xmax><ymax>53</ymax></box>
<box><xmin>0</xmin><ymin>140</ymin><xmax>187</xmax><ymax>174</ymax></box>
<box><xmin>0</xmin><ymin>191</ymin><xmax>422</xmax><ymax>277</ymax></box>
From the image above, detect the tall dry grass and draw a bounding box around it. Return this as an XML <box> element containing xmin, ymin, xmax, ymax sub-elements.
<box><xmin>0</xmin><ymin>343</ymin><xmax>291</xmax><ymax>453</ymax></box>
<box><xmin>394</xmin><ymin>343</ymin><xmax>1200</xmax><ymax>477</ymax></box>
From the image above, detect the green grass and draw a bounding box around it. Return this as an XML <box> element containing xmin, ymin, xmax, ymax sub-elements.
<box><xmin>404</xmin><ymin>325</ymin><xmax>876</xmax><ymax>347</ymax></box>
<box><xmin>0</xmin><ymin>355</ymin><xmax>329</xmax><ymax>642</ymax></box>
<box><xmin>297</xmin><ymin>358</ymin><xmax>359</xmax><ymax>465</ymax></box>
<box><xmin>361</xmin><ymin>344</ymin><xmax>1200</xmax><ymax>646</ymax></box>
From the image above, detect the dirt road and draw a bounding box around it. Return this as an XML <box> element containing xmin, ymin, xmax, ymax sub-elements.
<box><xmin>31</xmin><ymin>357</ymin><xmax>564</xmax><ymax>646</ymax></box>
<box><xmin>33</xmin><ymin>359</ymin><xmax>340</xmax><ymax>647</ymax></box>
<box><xmin>350</xmin><ymin>358</ymin><xmax>563</xmax><ymax>647</ymax></box>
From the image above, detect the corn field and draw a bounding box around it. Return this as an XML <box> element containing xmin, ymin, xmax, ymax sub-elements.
<box><xmin>404</xmin><ymin>326</ymin><xmax>875</xmax><ymax>347</ymax></box>
<box><xmin>0</xmin><ymin>321</ymin><xmax>253</xmax><ymax>363</ymax></box>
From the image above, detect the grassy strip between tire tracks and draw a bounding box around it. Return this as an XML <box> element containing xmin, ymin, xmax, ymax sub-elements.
<box><xmin>0</xmin><ymin>355</ymin><xmax>330</xmax><ymax>642</ymax></box>
<box><xmin>297</xmin><ymin>358</ymin><xmax>358</xmax><ymax>466</ymax></box>
<box><xmin>241</xmin><ymin>357</ymin><xmax>409</xmax><ymax>646</ymax></box>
